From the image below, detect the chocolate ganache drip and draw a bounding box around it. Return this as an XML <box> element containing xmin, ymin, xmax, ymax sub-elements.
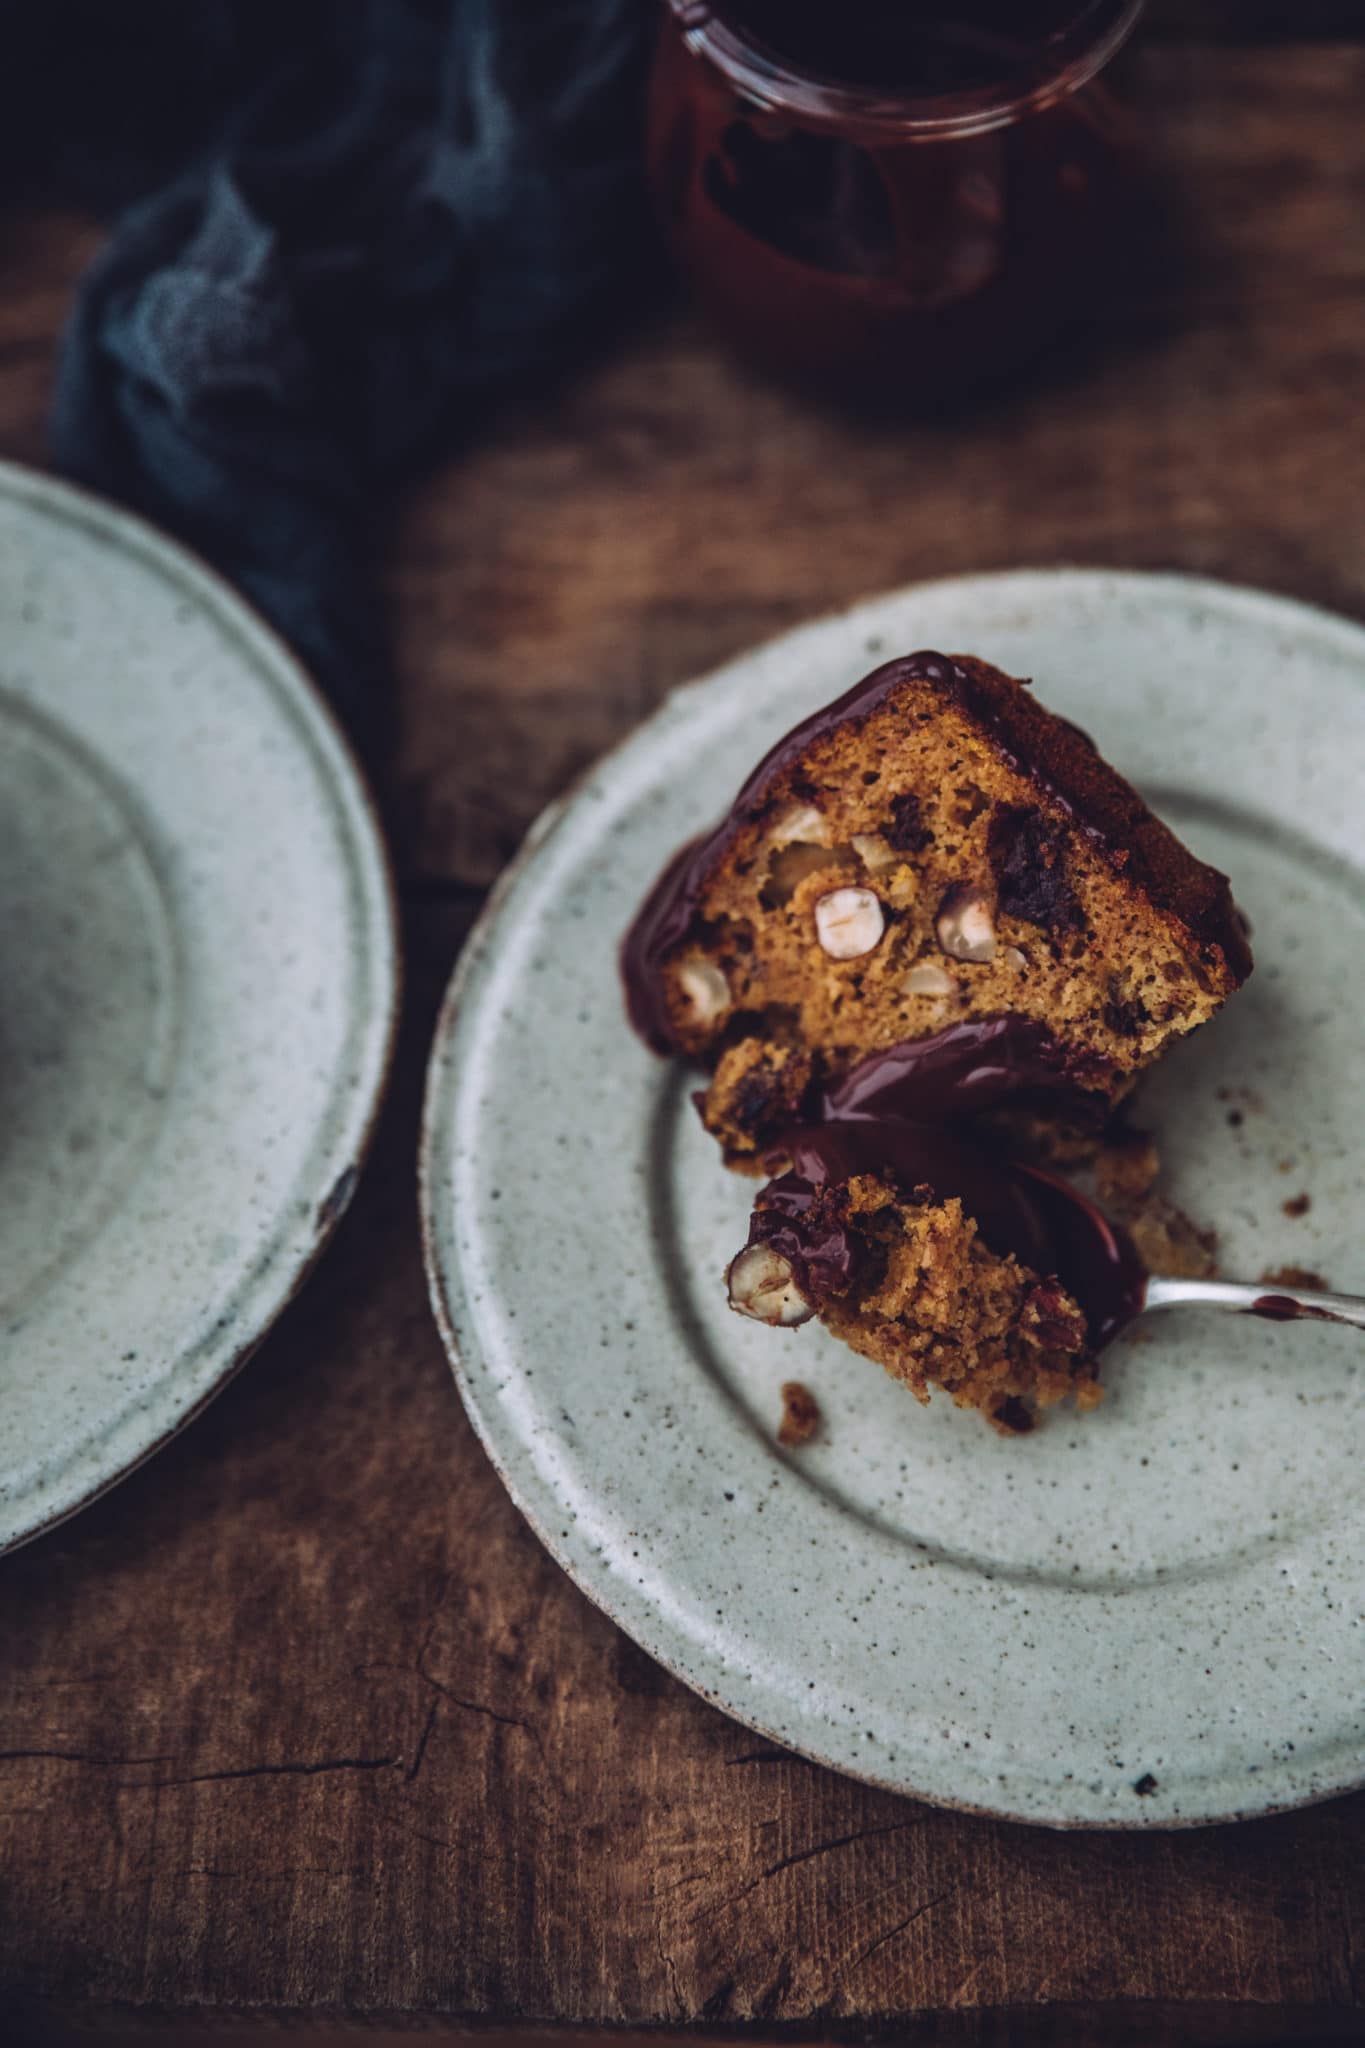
<box><xmin>819</xmin><ymin>1014</ymin><xmax>1080</xmax><ymax>1124</ymax></box>
<box><xmin>745</xmin><ymin>1021</ymin><xmax>1146</xmax><ymax>1349</ymax></box>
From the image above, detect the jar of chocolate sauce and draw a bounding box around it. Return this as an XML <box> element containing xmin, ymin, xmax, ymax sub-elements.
<box><xmin>648</xmin><ymin>1</ymin><xmax>1148</xmax><ymax>393</ymax></box>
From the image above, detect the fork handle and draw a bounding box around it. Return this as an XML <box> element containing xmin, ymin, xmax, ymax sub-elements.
<box><xmin>1144</xmin><ymin>1274</ymin><xmax>1365</xmax><ymax>1331</ymax></box>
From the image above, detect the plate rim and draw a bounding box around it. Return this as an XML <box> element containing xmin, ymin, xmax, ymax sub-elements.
<box><xmin>0</xmin><ymin>458</ymin><xmax>401</xmax><ymax>1554</ymax></box>
<box><xmin>420</xmin><ymin>565</ymin><xmax>1365</xmax><ymax>1829</ymax></box>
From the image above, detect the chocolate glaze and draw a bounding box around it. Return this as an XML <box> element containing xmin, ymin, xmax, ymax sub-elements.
<box><xmin>747</xmin><ymin>1117</ymin><xmax>1145</xmax><ymax>1350</ymax></box>
<box><xmin>746</xmin><ymin>1164</ymin><xmax>868</xmax><ymax>1300</ymax></box>
<box><xmin>1249</xmin><ymin>1294</ymin><xmax>1347</xmax><ymax>1327</ymax></box>
<box><xmin>768</xmin><ymin>1120</ymin><xmax>1058</xmax><ymax>1276</ymax></box>
<box><xmin>819</xmin><ymin>1014</ymin><xmax>1094</xmax><ymax>1124</ymax></box>
<box><xmin>621</xmin><ymin>648</ymin><xmax>1251</xmax><ymax>1055</ymax></box>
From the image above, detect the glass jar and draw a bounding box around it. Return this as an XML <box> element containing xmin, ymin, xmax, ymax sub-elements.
<box><xmin>648</xmin><ymin>1</ymin><xmax>1148</xmax><ymax>395</ymax></box>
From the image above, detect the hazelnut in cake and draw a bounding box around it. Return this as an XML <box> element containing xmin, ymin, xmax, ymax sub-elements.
<box><xmin>623</xmin><ymin>651</ymin><xmax>1251</xmax><ymax>1165</ymax></box>
<box><xmin>622</xmin><ymin>650</ymin><xmax>1251</xmax><ymax>1430</ymax></box>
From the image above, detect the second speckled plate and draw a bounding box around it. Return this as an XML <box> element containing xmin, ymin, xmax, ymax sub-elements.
<box><xmin>421</xmin><ymin>571</ymin><xmax>1365</xmax><ymax>1827</ymax></box>
<box><xmin>0</xmin><ymin>464</ymin><xmax>397</xmax><ymax>1553</ymax></box>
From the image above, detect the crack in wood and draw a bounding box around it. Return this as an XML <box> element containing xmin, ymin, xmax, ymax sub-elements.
<box><xmin>376</xmin><ymin>1810</ymin><xmax>460</xmax><ymax>1855</ymax></box>
<box><xmin>676</xmin><ymin>1815</ymin><xmax>930</xmax><ymax>1921</ymax></box>
<box><xmin>761</xmin><ymin>1816</ymin><xmax>926</xmax><ymax>1883</ymax></box>
<box><xmin>419</xmin><ymin>1681</ymin><xmax>533</xmax><ymax>1739</ymax></box>
<box><xmin>845</xmin><ymin>1889</ymin><xmax>951</xmax><ymax>1975</ymax></box>
<box><xmin>115</xmin><ymin>1756</ymin><xmax>399</xmax><ymax>1790</ymax></box>
<box><xmin>356</xmin><ymin>1652</ymin><xmax>545</xmax><ymax>1771</ymax></box>
<box><xmin>0</xmin><ymin>1748</ymin><xmax>173</xmax><ymax>1768</ymax></box>
<box><xmin>653</xmin><ymin>1918</ymin><xmax>686</xmax><ymax>2019</ymax></box>
<box><xmin>405</xmin><ymin>1696</ymin><xmax>442</xmax><ymax>1783</ymax></box>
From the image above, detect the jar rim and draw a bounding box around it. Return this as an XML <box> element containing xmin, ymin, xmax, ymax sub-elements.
<box><xmin>662</xmin><ymin>1</ymin><xmax>1147</xmax><ymax>138</ymax></box>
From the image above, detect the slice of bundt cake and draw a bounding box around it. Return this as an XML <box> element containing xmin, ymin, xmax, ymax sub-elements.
<box><xmin>623</xmin><ymin>652</ymin><xmax>1251</xmax><ymax>1164</ymax></box>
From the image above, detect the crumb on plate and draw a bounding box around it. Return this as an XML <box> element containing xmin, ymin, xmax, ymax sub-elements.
<box><xmin>777</xmin><ymin>1380</ymin><xmax>821</xmax><ymax>1447</ymax></box>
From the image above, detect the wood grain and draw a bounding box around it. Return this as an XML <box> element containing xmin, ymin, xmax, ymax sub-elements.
<box><xmin>1</xmin><ymin>33</ymin><xmax>1364</xmax><ymax>2045</ymax></box>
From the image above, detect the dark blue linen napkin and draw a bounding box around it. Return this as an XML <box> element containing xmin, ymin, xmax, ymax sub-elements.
<box><xmin>4</xmin><ymin>0</ymin><xmax>651</xmax><ymax>732</ymax></box>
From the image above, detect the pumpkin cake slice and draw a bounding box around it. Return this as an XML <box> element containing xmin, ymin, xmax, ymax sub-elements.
<box><xmin>622</xmin><ymin>651</ymin><xmax>1251</xmax><ymax>1165</ymax></box>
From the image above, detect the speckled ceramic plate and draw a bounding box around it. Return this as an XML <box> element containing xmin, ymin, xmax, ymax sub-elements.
<box><xmin>0</xmin><ymin>463</ymin><xmax>397</xmax><ymax>1552</ymax></box>
<box><xmin>422</xmin><ymin>569</ymin><xmax>1365</xmax><ymax>1828</ymax></box>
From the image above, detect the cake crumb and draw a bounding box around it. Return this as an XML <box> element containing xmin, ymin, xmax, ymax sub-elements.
<box><xmin>1282</xmin><ymin>1192</ymin><xmax>1311</xmax><ymax>1219</ymax></box>
<box><xmin>777</xmin><ymin>1381</ymin><xmax>821</xmax><ymax>1447</ymax></box>
<box><xmin>1095</xmin><ymin>1128</ymin><xmax>1160</xmax><ymax>1206</ymax></box>
<box><xmin>1261</xmin><ymin>1264</ymin><xmax>1328</xmax><ymax>1292</ymax></box>
<box><xmin>989</xmin><ymin>1395</ymin><xmax>1036</xmax><ymax>1436</ymax></box>
<box><xmin>1124</xmin><ymin>1197</ymin><xmax>1219</xmax><ymax>1281</ymax></box>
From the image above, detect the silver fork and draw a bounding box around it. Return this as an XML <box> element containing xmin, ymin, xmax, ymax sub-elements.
<box><xmin>1143</xmin><ymin>1274</ymin><xmax>1365</xmax><ymax>1331</ymax></box>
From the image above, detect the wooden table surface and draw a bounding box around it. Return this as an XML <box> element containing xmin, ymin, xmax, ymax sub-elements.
<box><xmin>3</xmin><ymin>16</ymin><xmax>1365</xmax><ymax>2046</ymax></box>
